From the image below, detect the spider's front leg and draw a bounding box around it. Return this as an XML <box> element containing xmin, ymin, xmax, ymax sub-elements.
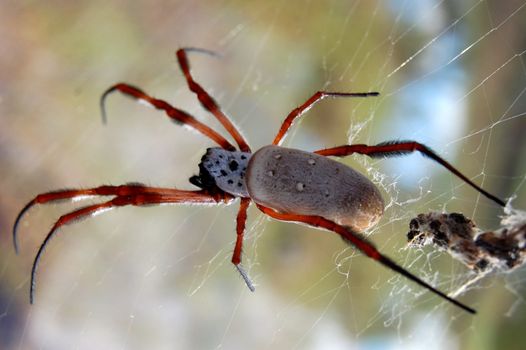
<box><xmin>176</xmin><ymin>48</ymin><xmax>251</xmax><ymax>153</ymax></box>
<box><xmin>14</xmin><ymin>187</ymin><xmax>232</xmax><ymax>304</ymax></box>
<box><xmin>100</xmin><ymin>83</ymin><xmax>236</xmax><ymax>150</ymax></box>
<box><xmin>12</xmin><ymin>184</ymin><xmax>227</xmax><ymax>253</ymax></box>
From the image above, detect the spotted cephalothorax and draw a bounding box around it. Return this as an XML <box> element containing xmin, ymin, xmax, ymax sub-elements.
<box><xmin>190</xmin><ymin>148</ymin><xmax>251</xmax><ymax>197</ymax></box>
<box><xmin>14</xmin><ymin>47</ymin><xmax>507</xmax><ymax>314</ymax></box>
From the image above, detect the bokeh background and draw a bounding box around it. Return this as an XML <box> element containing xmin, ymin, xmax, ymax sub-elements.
<box><xmin>1</xmin><ymin>1</ymin><xmax>525</xmax><ymax>349</ymax></box>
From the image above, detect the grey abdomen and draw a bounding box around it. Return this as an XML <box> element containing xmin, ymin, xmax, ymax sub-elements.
<box><xmin>246</xmin><ymin>145</ymin><xmax>384</xmax><ymax>232</ymax></box>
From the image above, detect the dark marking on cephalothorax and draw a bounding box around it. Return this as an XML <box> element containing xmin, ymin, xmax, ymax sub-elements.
<box><xmin>190</xmin><ymin>147</ymin><xmax>251</xmax><ymax>197</ymax></box>
<box><xmin>229</xmin><ymin>160</ymin><xmax>239</xmax><ymax>171</ymax></box>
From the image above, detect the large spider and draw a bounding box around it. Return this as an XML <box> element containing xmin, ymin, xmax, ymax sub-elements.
<box><xmin>13</xmin><ymin>48</ymin><xmax>506</xmax><ymax>314</ymax></box>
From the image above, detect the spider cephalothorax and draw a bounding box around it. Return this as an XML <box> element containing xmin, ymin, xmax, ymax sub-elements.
<box><xmin>190</xmin><ymin>147</ymin><xmax>252</xmax><ymax>197</ymax></box>
<box><xmin>14</xmin><ymin>47</ymin><xmax>507</xmax><ymax>313</ymax></box>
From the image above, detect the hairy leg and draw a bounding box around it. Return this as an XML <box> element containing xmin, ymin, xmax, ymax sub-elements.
<box><xmin>315</xmin><ymin>140</ymin><xmax>506</xmax><ymax>207</ymax></box>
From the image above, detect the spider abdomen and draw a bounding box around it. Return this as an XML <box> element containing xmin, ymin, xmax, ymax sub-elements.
<box><xmin>246</xmin><ymin>145</ymin><xmax>384</xmax><ymax>232</ymax></box>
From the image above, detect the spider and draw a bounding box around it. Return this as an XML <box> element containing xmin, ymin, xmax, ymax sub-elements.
<box><xmin>13</xmin><ymin>47</ymin><xmax>506</xmax><ymax>314</ymax></box>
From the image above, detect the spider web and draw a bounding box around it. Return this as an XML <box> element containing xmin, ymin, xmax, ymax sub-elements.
<box><xmin>1</xmin><ymin>0</ymin><xmax>526</xmax><ymax>349</ymax></box>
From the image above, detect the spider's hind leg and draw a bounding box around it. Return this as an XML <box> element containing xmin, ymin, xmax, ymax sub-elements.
<box><xmin>315</xmin><ymin>141</ymin><xmax>506</xmax><ymax>207</ymax></box>
<box><xmin>256</xmin><ymin>204</ymin><xmax>476</xmax><ymax>314</ymax></box>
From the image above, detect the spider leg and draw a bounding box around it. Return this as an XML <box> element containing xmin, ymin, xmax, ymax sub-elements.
<box><xmin>231</xmin><ymin>198</ymin><xmax>254</xmax><ymax>291</ymax></box>
<box><xmin>100</xmin><ymin>83</ymin><xmax>236</xmax><ymax>150</ymax></box>
<box><xmin>314</xmin><ymin>141</ymin><xmax>506</xmax><ymax>207</ymax></box>
<box><xmin>13</xmin><ymin>185</ymin><xmax>228</xmax><ymax>254</ymax></box>
<box><xmin>28</xmin><ymin>190</ymin><xmax>230</xmax><ymax>304</ymax></box>
<box><xmin>176</xmin><ymin>48</ymin><xmax>251</xmax><ymax>152</ymax></box>
<box><xmin>272</xmin><ymin>91</ymin><xmax>379</xmax><ymax>146</ymax></box>
<box><xmin>256</xmin><ymin>204</ymin><xmax>476</xmax><ymax>314</ymax></box>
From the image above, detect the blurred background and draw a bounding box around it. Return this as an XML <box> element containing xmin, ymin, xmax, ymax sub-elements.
<box><xmin>1</xmin><ymin>0</ymin><xmax>525</xmax><ymax>349</ymax></box>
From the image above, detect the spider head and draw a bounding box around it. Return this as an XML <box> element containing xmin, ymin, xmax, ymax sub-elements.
<box><xmin>190</xmin><ymin>147</ymin><xmax>252</xmax><ymax>197</ymax></box>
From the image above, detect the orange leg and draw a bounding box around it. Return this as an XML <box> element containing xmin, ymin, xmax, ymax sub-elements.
<box><xmin>272</xmin><ymin>91</ymin><xmax>379</xmax><ymax>146</ymax></box>
<box><xmin>100</xmin><ymin>83</ymin><xmax>236</xmax><ymax>150</ymax></box>
<box><xmin>232</xmin><ymin>197</ymin><xmax>254</xmax><ymax>291</ymax></box>
<box><xmin>176</xmin><ymin>48</ymin><xmax>251</xmax><ymax>152</ymax></box>
<box><xmin>12</xmin><ymin>184</ymin><xmax>229</xmax><ymax>253</ymax></box>
<box><xmin>315</xmin><ymin>141</ymin><xmax>506</xmax><ymax>207</ymax></box>
<box><xmin>13</xmin><ymin>187</ymin><xmax>232</xmax><ymax>304</ymax></box>
<box><xmin>257</xmin><ymin>204</ymin><xmax>476</xmax><ymax>314</ymax></box>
